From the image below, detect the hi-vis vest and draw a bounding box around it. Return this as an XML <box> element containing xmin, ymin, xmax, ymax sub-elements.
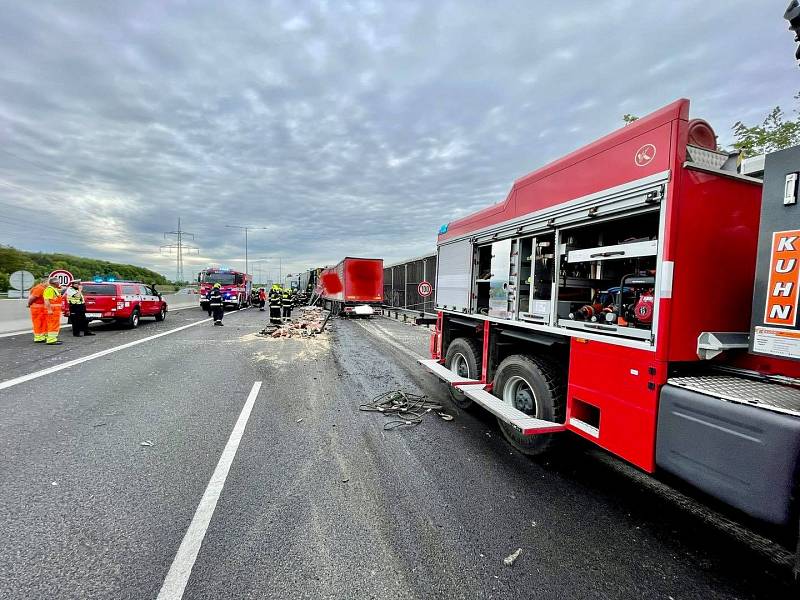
<box><xmin>67</xmin><ymin>290</ymin><xmax>85</xmax><ymax>304</ymax></box>
<box><xmin>43</xmin><ymin>286</ymin><xmax>61</xmax><ymax>304</ymax></box>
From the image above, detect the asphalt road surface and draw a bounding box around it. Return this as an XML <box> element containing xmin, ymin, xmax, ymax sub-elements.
<box><xmin>0</xmin><ymin>307</ymin><xmax>797</xmax><ymax>599</ymax></box>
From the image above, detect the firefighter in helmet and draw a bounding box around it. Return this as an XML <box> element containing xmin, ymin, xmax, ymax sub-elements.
<box><xmin>268</xmin><ymin>284</ymin><xmax>282</xmax><ymax>324</ymax></box>
<box><xmin>281</xmin><ymin>286</ymin><xmax>293</xmax><ymax>321</ymax></box>
<box><xmin>208</xmin><ymin>282</ymin><xmax>224</xmax><ymax>326</ymax></box>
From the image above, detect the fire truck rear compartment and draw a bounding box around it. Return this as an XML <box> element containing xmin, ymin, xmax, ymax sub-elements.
<box><xmin>657</xmin><ymin>377</ymin><xmax>800</xmax><ymax>525</ymax></box>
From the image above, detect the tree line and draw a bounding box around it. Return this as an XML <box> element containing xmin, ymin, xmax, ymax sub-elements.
<box><xmin>0</xmin><ymin>245</ymin><xmax>168</xmax><ymax>292</ymax></box>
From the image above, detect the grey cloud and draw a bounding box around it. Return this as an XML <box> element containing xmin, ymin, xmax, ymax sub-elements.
<box><xmin>0</xmin><ymin>0</ymin><xmax>796</xmax><ymax>279</ymax></box>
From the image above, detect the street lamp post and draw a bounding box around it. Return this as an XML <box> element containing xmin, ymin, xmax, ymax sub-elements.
<box><xmin>251</xmin><ymin>256</ymin><xmax>282</xmax><ymax>286</ymax></box>
<box><xmin>224</xmin><ymin>225</ymin><xmax>268</xmax><ymax>277</ymax></box>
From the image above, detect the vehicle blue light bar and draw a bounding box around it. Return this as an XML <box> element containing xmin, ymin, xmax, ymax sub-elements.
<box><xmin>438</xmin><ymin>223</ymin><xmax>448</xmax><ymax>234</ymax></box>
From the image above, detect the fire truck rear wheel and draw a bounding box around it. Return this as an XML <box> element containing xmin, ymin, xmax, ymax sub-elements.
<box><xmin>493</xmin><ymin>354</ymin><xmax>565</xmax><ymax>456</ymax></box>
<box><xmin>444</xmin><ymin>337</ymin><xmax>482</xmax><ymax>408</ymax></box>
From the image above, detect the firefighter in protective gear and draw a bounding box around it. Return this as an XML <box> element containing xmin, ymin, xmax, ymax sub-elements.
<box><xmin>42</xmin><ymin>277</ymin><xmax>63</xmax><ymax>345</ymax></box>
<box><xmin>268</xmin><ymin>284</ymin><xmax>282</xmax><ymax>324</ymax></box>
<box><xmin>208</xmin><ymin>282</ymin><xmax>224</xmax><ymax>326</ymax></box>
<box><xmin>66</xmin><ymin>280</ymin><xmax>94</xmax><ymax>337</ymax></box>
<box><xmin>281</xmin><ymin>287</ymin><xmax>293</xmax><ymax>320</ymax></box>
<box><xmin>27</xmin><ymin>277</ymin><xmax>48</xmax><ymax>343</ymax></box>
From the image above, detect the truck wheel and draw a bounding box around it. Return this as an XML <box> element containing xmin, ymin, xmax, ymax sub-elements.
<box><xmin>127</xmin><ymin>308</ymin><xmax>141</xmax><ymax>329</ymax></box>
<box><xmin>493</xmin><ymin>354</ymin><xmax>565</xmax><ymax>456</ymax></box>
<box><xmin>444</xmin><ymin>337</ymin><xmax>482</xmax><ymax>408</ymax></box>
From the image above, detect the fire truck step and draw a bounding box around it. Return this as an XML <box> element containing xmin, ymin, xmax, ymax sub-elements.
<box><xmin>418</xmin><ymin>359</ymin><xmax>480</xmax><ymax>385</ymax></box>
<box><xmin>458</xmin><ymin>384</ymin><xmax>566</xmax><ymax>435</ymax></box>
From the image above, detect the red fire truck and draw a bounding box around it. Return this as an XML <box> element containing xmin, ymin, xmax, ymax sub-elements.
<box><xmin>422</xmin><ymin>99</ymin><xmax>800</xmax><ymax>562</ymax></box>
<box><xmin>319</xmin><ymin>257</ymin><xmax>384</xmax><ymax>316</ymax></box>
<box><xmin>197</xmin><ymin>268</ymin><xmax>252</xmax><ymax>311</ymax></box>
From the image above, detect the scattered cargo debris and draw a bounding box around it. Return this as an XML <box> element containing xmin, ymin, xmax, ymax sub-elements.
<box><xmin>503</xmin><ymin>548</ymin><xmax>522</xmax><ymax>567</ymax></box>
<box><xmin>258</xmin><ymin>307</ymin><xmax>328</xmax><ymax>338</ymax></box>
<box><xmin>360</xmin><ymin>390</ymin><xmax>453</xmax><ymax>430</ymax></box>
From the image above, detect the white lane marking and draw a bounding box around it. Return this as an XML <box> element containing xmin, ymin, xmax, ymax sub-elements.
<box><xmin>0</xmin><ymin>308</ymin><xmax>247</xmax><ymax>391</ymax></box>
<box><xmin>156</xmin><ymin>381</ymin><xmax>262</xmax><ymax>599</ymax></box>
<box><xmin>0</xmin><ymin>323</ymin><xmax>69</xmax><ymax>339</ymax></box>
<box><xmin>0</xmin><ymin>305</ymin><xmax>201</xmax><ymax>339</ymax></box>
<box><xmin>352</xmin><ymin>318</ymin><xmax>425</xmax><ymax>361</ymax></box>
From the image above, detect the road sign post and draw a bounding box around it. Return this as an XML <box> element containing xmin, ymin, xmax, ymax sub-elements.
<box><xmin>48</xmin><ymin>270</ymin><xmax>74</xmax><ymax>287</ymax></box>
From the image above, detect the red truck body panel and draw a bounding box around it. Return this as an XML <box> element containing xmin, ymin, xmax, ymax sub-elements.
<box><xmin>439</xmin><ymin>99</ymin><xmax>688</xmax><ymax>243</ymax></box>
<box><xmin>321</xmin><ymin>258</ymin><xmax>384</xmax><ymax>303</ymax></box>
<box><xmin>432</xmin><ymin>98</ymin><xmax>800</xmax><ymax>474</ymax></box>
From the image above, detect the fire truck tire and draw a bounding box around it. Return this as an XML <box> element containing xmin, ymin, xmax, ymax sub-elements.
<box><xmin>493</xmin><ymin>354</ymin><xmax>565</xmax><ymax>456</ymax></box>
<box><xmin>444</xmin><ymin>337</ymin><xmax>482</xmax><ymax>408</ymax></box>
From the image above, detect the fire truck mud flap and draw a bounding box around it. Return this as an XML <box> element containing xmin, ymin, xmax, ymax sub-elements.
<box><xmin>656</xmin><ymin>381</ymin><xmax>800</xmax><ymax>525</ymax></box>
<box><xmin>419</xmin><ymin>359</ymin><xmax>565</xmax><ymax>435</ymax></box>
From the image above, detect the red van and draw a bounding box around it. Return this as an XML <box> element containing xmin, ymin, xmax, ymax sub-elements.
<box><xmin>72</xmin><ymin>281</ymin><xmax>168</xmax><ymax>328</ymax></box>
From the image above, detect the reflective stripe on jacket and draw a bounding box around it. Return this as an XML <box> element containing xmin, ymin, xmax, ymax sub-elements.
<box><xmin>67</xmin><ymin>290</ymin><xmax>85</xmax><ymax>304</ymax></box>
<box><xmin>208</xmin><ymin>289</ymin><xmax>223</xmax><ymax>306</ymax></box>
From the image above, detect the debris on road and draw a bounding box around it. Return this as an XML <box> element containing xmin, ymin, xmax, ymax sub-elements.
<box><xmin>140</xmin><ymin>440</ymin><xmax>153</xmax><ymax>447</ymax></box>
<box><xmin>503</xmin><ymin>548</ymin><xmax>522</xmax><ymax>567</ymax></box>
<box><xmin>296</xmin><ymin>418</ymin><xmax>304</xmax><ymax>423</ymax></box>
<box><xmin>258</xmin><ymin>307</ymin><xmax>328</xmax><ymax>339</ymax></box>
<box><xmin>360</xmin><ymin>390</ymin><xmax>453</xmax><ymax>430</ymax></box>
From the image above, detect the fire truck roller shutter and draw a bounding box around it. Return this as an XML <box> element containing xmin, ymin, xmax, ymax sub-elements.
<box><xmin>436</xmin><ymin>240</ymin><xmax>472</xmax><ymax>312</ymax></box>
<box><xmin>492</xmin><ymin>354</ymin><xmax>566</xmax><ymax>456</ymax></box>
<box><xmin>444</xmin><ymin>337</ymin><xmax>482</xmax><ymax>408</ymax></box>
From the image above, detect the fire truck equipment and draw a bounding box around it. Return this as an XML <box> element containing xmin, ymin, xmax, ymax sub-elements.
<box><xmin>419</xmin><ymin>98</ymin><xmax>800</xmax><ymax>573</ymax></box>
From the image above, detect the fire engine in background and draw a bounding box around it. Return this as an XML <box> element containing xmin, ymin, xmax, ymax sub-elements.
<box><xmin>422</xmin><ymin>98</ymin><xmax>800</xmax><ymax>569</ymax></box>
<box><xmin>319</xmin><ymin>257</ymin><xmax>383</xmax><ymax>316</ymax></box>
<box><xmin>197</xmin><ymin>268</ymin><xmax>252</xmax><ymax>311</ymax></box>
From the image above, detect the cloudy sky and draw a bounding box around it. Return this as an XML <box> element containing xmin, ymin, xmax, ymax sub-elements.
<box><xmin>0</xmin><ymin>1</ymin><xmax>796</xmax><ymax>281</ymax></box>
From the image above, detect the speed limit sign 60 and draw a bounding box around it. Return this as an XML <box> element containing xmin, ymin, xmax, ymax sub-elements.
<box><xmin>49</xmin><ymin>269</ymin><xmax>74</xmax><ymax>287</ymax></box>
<box><xmin>417</xmin><ymin>280</ymin><xmax>433</xmax><ymax>298</ymax></box>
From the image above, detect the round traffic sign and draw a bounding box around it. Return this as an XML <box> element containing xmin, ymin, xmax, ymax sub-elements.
<box><xmin>9</xmin><ymin>270</ymin><xmax>35</xmax><ymax>291</ymax></box>
<box><xmin>417</xmin><ymin>280</ymin><xmax>433</xmax><ymax>298</ymax></box>
<box><xmin>49</xmin><ymin>269</ymin><xmax>74</xmax><ymax>287</ymax></box>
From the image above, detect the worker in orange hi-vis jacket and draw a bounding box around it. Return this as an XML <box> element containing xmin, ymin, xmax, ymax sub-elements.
<box><xmin>42</xmin><ymin>277</ymin><xmax>64</xmax><ymax>346</ymax></box>
<box><xmin>27</xmin><ymin>277</ymin><xmax>49</xmax><ymax>343</ymax></box>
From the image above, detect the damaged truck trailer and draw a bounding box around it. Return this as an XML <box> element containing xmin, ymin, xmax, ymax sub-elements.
<box><xmin>421</xmin><ymin>98</ymin><xmax>800</xmax><ymax>571</ymax></box>
<box><xmin>319</xmin><ymin>257</ymin><xmax>384</xmax><ymax>316</ymax></box>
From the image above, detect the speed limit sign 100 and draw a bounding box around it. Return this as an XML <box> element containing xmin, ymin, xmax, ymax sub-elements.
<box><xmin>417</xmin><ymin>280</ymin><xmax>433</xmax><ymax>298</ymax></box>
<box><xmin>49</xmin><ymin>269</ymin><xmax>74</xmax><ymax>287</ymax></box>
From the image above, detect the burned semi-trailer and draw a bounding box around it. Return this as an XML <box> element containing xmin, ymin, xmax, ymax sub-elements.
<box><xmin>421</xmin><ymin>98</ymin><xmax>800</xmax><ymax>567</ymax></box>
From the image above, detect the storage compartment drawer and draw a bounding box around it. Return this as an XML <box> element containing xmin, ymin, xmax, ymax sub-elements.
<box><xmin>566</xmin><ymin>339</ymin><xmax>665</xmax><ymax>472</ymax></box>
<box><xmin>656</xmin><ymin>384</ymin><xmax>800</xmax><ymax>525</ymax></box>
<box><xmin>567</xmin><ymin>239</ymin><xmax>658</xmax><ymax>263</ymax></box>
